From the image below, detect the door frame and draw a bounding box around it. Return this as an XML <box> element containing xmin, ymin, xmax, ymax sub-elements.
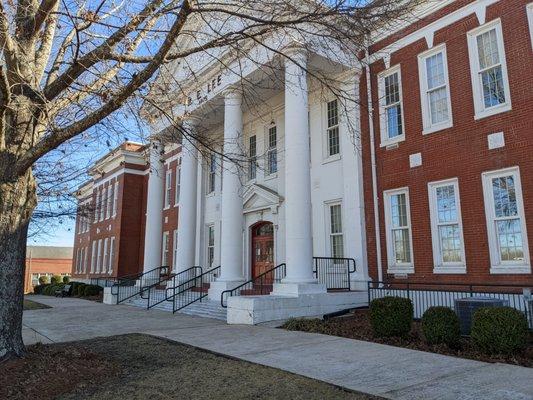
<box><xmin>250</xmin><ymin>220</ymin><xmax>275</xmax><ymax>279</ymax></box>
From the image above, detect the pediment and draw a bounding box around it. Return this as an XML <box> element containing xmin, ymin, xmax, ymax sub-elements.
<box><xmin>243</xmin><ymin>184</ymin><xmax>283</xmax><ymax>214</ymax></box>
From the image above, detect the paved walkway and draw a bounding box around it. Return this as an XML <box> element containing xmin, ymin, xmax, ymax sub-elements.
<box><xmin>23</xmin><ymin>295</ymin><xmax>533</xmax><ymax>400</ymax></box>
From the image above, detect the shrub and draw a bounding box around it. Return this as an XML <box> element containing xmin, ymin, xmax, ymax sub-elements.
<box><xmin>38</xmin><ymin>275</ymin><xmax>49</xmax><ymax>285</ymax></box>
<box><xmin>421</xmin><ymin>307</ymin><xmax>461</xmax><ymax>347</ymax></box>
<box><xmin>83</xmin><ymin>285</ymin><xmax>102</xmax><ymax>297</ymax></box>
<box><xmin>33</xmin><ymin>284</ymin><xmax>49</xmax><ymax>294</ymax></box>
<box><xmin>74</xmin><ymin>283</ymin><xmax>86</xmax><ymax>296</ymax></box>
<box><xmin>62</xmin><ymin>276</ymin><xmax>70</xmax><ymax>284</ymax></box>
<box><xmin>369</xmin><ymin>296</ymin><xmax>413</xmax><ymax>338</ymax></box>
<box><xmin>471</xmin><ymin>306</ymin><xmax>528</xmax><ymax>356</ymax></box>
<box><xmin>50</xmin><ymin>275</ymin><xmax>62</xmax><ymax>284</ymax></box>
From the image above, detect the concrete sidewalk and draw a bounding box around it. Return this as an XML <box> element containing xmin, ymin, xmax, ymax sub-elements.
<box><xmin>23</xmin><ymin>295</ymin><xmax>533</xmax><ymax>400</ymax></box>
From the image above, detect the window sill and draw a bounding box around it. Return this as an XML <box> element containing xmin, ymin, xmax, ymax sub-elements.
<box><xmin>264</xmin><ymin>173</ymin><xmax>277</xmax><ymax>181</ymax></box>
<box><xmin>422</xmin><ymin>121</ymin><xmax>453</xmax><ymax>135</ymax></box>
<box><xmin>433</xmin><ymin>266</ymin><xmax>466</xmax><ymax>274</ymax></box>
<box><xmin>490</xmin><ymin>265</ymin><xmax>531</xmax><ymax>275</ymax></box>
<box><xmin>322</xmin><ymin>154</ymin><xmax>341</xmax><ymax>165</ymax></box>
<box><xmin>387</xmin><ymin>265</ymin><xmax>414</xmax><ymax>275</ymax></box>
<box><xmin>380</xmin><ymin>135</ymin><xmax>405</xmax><ymax>148</ymax></box>
<box><xmin>474</xmin><ymin>103</ymin><xmax>512</xmax><ymax>121</ymax></box>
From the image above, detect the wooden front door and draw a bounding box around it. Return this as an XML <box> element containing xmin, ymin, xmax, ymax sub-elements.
<box><xmin>251</xmin><ymin>222</ymin><xmax>274</xmax><ymax>280</ymax></box>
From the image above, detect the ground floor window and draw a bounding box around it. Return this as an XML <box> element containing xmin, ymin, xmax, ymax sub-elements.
<box><xmin>91</xmin><ymin>241</ymin><xmax>96</xmax><ymax>272</ymax></box>
<box><xmin>384</xmin><ymin>188</ymin><xmax>413</xmax><ymax>272</ymax></box>
<box><xmin>207</xmin><ymin>225</ymin><xmax>215</xmax><ymax>268</ymax></box>
<box><xmin>162</xmin><ymin>232</ymin><xmax>170</xmax><ymax>267</ymax></box>
<box><xmin>173</xmin><ymin>230</ymin><xmax>178</xmax><ymax>269</ymax></box>
<box><xmin>109</xmin><ymin>237</ymin><xmax>115</xmax><ymax>273</ymax></box>
<box><xmin>327</xmin><ymin>203</ymin><xmax>344</xmax><ymax>258</ymax></box>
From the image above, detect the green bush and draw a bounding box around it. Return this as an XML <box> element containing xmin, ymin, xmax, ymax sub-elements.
<box><xmin>74</xmin><ymin>283</ymin><xmax>86</xmax><ymax>296</ymax></box>
<box><xmin>50</xmin><ymin>275</ymin><xmax>62</xmax><ymax>284</ymax></box>
<box><xmin>471</xmin><ymin>306</ymin><xmax>528</xmax><ymax>356</ymax></box>
<box><xmin>62</xmin><ymin>276</ymin><xmax>70</xmax><ymax>284</ymax></box>
<box><xmin>33</xmin><ymin>284</ymin><xmax>49</xmax><ymax>294</ymax></box>
<box><xmin>369</xmin><ymin>296</ymin><xmax>413</xmax><ymax>338</ymax></box>
<box><xmin>38</xmin><ymin>275</ymin><xmax>49</xmax><ymax>285</ymax></box>
<box><xmin>421</xmin><ymin>307</ymin><xmax>461</xmax><ymax>347</ymax></box>
<box><xmin>83</xmin><ymin>284</ymin><xmax>102</xmax><ymax>297</ymax></box>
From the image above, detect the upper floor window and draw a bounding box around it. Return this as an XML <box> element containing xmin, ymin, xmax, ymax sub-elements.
<box><xmin>467</xmin><ymin>20</ymin><xmax>511</xmax><ymax>119</ymax></box>
<box><xmin>164</xmin><ymin>169</ymin><xmax>172</xmax><ymax>208</ymax></box>
<box><xmin>418</xmin><ymin>45</ymin><xmax>453</xmax><ymax>133</ymax></box>
<box><xmin>99</xmin><ymin>188</ymin><xmax>105</xmax><ymax>221</ymax></box>
<box><xmin>482</xmin><ymin>167</ymin><xmax>530</xmax><ymax>274</ymax></box>
<box><xmin>248</xmin><ymin>135</ymin><xmax>257</xmax><ymax>180</ymax></box>
<box><xmin>106</xmin><ymin>184</ymin><xmax>113</xmax><ymax>219</ymax></box>
<box><xmin>207</xmin><ymin>153</ymin><xmax>216</xmax><ymax>194</ymax></box>
<box><xmin>379</xmin><ymin>66</ymin><xmax>405</xmax><ymax>146</ymax></box>
<box><xmin>326</xmin><ymin>99</ymin><xmax>340</xmax><ymax>156</ymax></box>
<box><xmin>384</xmin><ymin>188</ymin><xmax>413</xmax><ymax>272</ymax></box>
<box><xmin>94</xmin><ymin>191</ymin><xmax>100</xmax><ymax>222</ymax></box>
<box><xmin>267</xmin><ymin>125</ymin><xmax>277</xmax><ymax>175</ymax></box>
<box><xmin>428</xmin><ymin>179</ymin><xmax>465</xmax><ymax>273</ymax></box>
<box><xmin>328</xmin><ymin>203</ymin><xmax>344</xmax><ymax>258</ymax></box>
<box><xmin>175</xmin><ymin>158</ymin><xmax>181</xmax><ymax>205</ymax></box>
<box><xmin>112</xmin><ymin>181</ymin><xmax>119</xmax><ymax>217</ymax></box>
<box><xmin>528</xmin><ymin>3</ymin><xmax>533</xmax><ymax>50</ymax></box>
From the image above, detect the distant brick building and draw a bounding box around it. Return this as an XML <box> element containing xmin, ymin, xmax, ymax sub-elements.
<box><xmin>25</xmin><ymin>246</ymin><xmax>72</xmax><ymax>293</ymax></box>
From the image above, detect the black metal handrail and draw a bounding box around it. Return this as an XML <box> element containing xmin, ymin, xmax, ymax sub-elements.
<box><xmin>313</xmin><ymin>257</ymin><xmax>356</xmax><ymax>291</ymax></box>
<box><xmin>220</xmin><ymin>263</ymin><xmax>286</xmax><ymax>308</ymax></box>
<box><xmin>368</xmin><ymin>280</ymin><xmax>532</xmax><ymax>328</ymax></box>
<box><xmin>170</xmin><ymin>266</ymin><xmax>220</xmax><ymax>313</ymax></box>
<box><xmin>146</xmin><ymin>266</ymin><xmax>202</xmax><ymax>309</ymax></box>
<box><xmin>90</xmin><ymin>277</ymin><xmax>118</xmax><ymax>288</ymax></box>
<box><xmin>111</xmin><ymin>266</ymin><xmax>170</xmax><ymax>304</ymax></box>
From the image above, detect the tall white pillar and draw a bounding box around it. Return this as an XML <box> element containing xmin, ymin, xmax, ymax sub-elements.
<box><xmin>176</xmin><ymin>119</ymin><xmax>198</xmax><ymax>274</ymax></box>
<box><xmin>143</xmin><ymin>139</ymin><xmax>164</xmax><ymax>272</ymax></box>
<box><xmin>208</xmin><ymin>89</ymin><xmax>245</xmax><ymax>299</ymax></box>
<box><xmin>275</xmin><ymin>47</ymin><xmax>324</xmax><ymax>295</ymax></box>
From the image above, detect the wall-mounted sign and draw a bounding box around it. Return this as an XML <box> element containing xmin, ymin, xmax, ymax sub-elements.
<box><xmin>186</xmin><ymin>74</ymin><xmax>223</xmax><ymax>106</ymax></box>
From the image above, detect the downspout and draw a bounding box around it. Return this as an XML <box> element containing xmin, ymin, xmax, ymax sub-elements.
<box><xmin>365</xmin><ymin>45</ymin><xmax>383</xmax><ymax>283</ymax></box>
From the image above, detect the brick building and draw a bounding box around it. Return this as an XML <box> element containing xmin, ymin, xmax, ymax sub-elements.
<box><xmin>25</xmin><ymin>246</ymin><xmax>72</xmax><ymax>293</ymax></box>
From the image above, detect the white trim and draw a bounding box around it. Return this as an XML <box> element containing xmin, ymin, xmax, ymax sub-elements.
<box><xmin>325</xmin><ymin>200</ymin><xmax>345</xmax><ymax>259</ymax></box>
<box><xmin>109</xmin><ymin>237</ymin><xmax>115</xmax><ymax>273</ymax></box>
<box><xmin>384</xmin><ymin>187</ymin><xmax>414</xmax><ymax>274</ymax></box>
<box><xmin>428</xmin><ymin>178</ymin><xmax>466</xmax><ymax>274</ymax></box>
<box><xmin>105</xmin><ymin>184</ymin><xmax>113</xmax><ymax>219</ymax></box>
<box><xmin>324</xmin><ymin>98</ymin><xmax>342</xmax><ymax>160</ymax></box>
<box><xmin>90</xmin><ymin>241</ymin><xmax>96</xmax><ymax>273</ymax></box>
<box><xmin>93</xmin><ymin>167</ymin><xmax>147</xmax><ymax>188</ymax></box>
<box><xmin>164</xmin><ymin>169</ymin><xmax>172</xmax><ymax>209</ymax></box>
<box><xmin>418</xmin><ymin>44</ymin><xmax>453</xmax><ymax>134</ymax></box>
<box><xmin>481</xmin><ymin>166</ymin><xmax>531</xmax><ymax>274</ymax></box>
<box><xmin>527</xmin><ymin>3</ymin><xmax>533</xmax><ymax>50</ymax></box>
<box><xmin>173</xmin><ymin>229</ymin><xmax>178</xmax><ymax>270</ymax></box>
<box><xmin>103</xmin><ymin>238</ymin><xmax>109</xmax><ymax>273</ymax></box>
<box><xmin>97</xmin><ymin>239</ymin><xmax>103</xmax><ymax>273</ymax></box>
<box><xmin>206</xmin><ymin>224</ymin><xmax>215</xmax><ymax>269</ymax></box>
<box><xmin>175</xmin><ymin>157</ymin><xmax>181</xmax><ymax>206</ymax></box>
<box><xmin>378</xmin><ymin>65</ymin><xmax>406</xmax><ymax>147</ymax></box>
<box><xmin>112</xmin><ymin>180</ymin><xmax>119</xmax><ymax>218</ymax></box>
<box><xmin>467</xmin><ymin>19</ymin><xmax>512</xmax><ymax>120</ymax></box>
<box><xmin>162</xmin><ymin>231</ymin><xmax>170</xmax><ymax>266</ymax></box>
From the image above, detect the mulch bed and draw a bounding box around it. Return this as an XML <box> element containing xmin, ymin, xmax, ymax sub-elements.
<box><xmin>281</xmin><ymin>309</ymin><xmax>533</xmax><ymax>367</ymax></box>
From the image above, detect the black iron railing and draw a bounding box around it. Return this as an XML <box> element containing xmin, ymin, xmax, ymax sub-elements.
<box><xmin>111</xmin><ymin>266</ymin><xmax>170</xmax><ymax>304</ymax></box>
<box><xmin>90</xmin><ymin>277</ymin><xmax>118</xmax><ymax>288</ymax></box>
<box><xmin>220</xmin><ymin>263</ymin><xmax>286</xmax><ymax>308</ymax></box>
<box><xmin>146</xmin><ymin>266</ymin><xmax>202</xmax><ymax>309</ymax></box>
<box><xmin>170</xmin><ymin>266</ymin><xmax>220</xmax><ymax>313</ymax></box>
<box><xmin>313</xmin><ymin>257</ymin><xmax>356</xmax><ymax>291</ymax></box>
<box><xmin>368</xmin><ymin>280</ymin><xmax>532</xmax><ymax>328</ymax></box>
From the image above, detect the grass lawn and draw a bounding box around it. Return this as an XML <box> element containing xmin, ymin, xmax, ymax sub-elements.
<box><xmin>23</xmin><ymin>299</ymin><xmax>51</xmax><ymax>310</ymax></box>
<box><xmin>1</xmin><ymin>334</ymin><xmax>379</xmax><ymax>400</ymax></box>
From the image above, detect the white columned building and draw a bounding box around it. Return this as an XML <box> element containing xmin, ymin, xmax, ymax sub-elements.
<box><xmin>176</xmin><ymin>119</ymin><xmax>199</xmax><ymax>274</ymax></box>
<box><xmin>143</xmin><ymin>139</ymin><xmax>164</xmax><ymax>272</ymax></box>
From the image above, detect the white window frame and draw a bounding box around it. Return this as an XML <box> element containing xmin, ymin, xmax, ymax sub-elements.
<box><xmin>112</xmin><ymin>181</ymin><xmax>119</xmax><ymax>217</ymax></box>
<box><xmin>378</xmin><ymin>65</ymin><xmax>406</xmax><ymax>147</ymax></box>
<box><xmin>527</xmin><ymin>3</ymin><xmax>533</xmax><ymax>50</ymax></box>
<box><xmin>266</xmin><ymin>124</ymin><xmax>278</xmax><ymax>176</ymax></box>
<box><xmin>103</xmin><ymin>238</ymin><xmax>109</xmax><ymax>272</ymax></box>
<box><xmin>162</xmin><ymin>231</ymin><xmax>170</xmax><ymax>266</ymax></box>
<box><xmin>99</xmin><ymin>187</ymin><xmax>105</xmax><ymax>221</ymax></box>
<box><xmin>418</xmin><ymin>44</ymin><xmax>453</xmax><ymax>134</ymax></box>
<box><xmin>248</xmin><ymin>135</ymin><xmax>257</xmax><ymax>181</ymax></box>
<box><xmin>83</xmin><ymin>246</ymin><xmax>88</xmax><ymax>273</ymax></box>
<box><xmin>384</xmin><ymin>187</ymin><xmax>414</xmax><ymax>273</ymax></box>
<box><xmin>206</xmin><ymin>225</ymin><xmax>215</xmax><ymax>268</ymax></box>
<box><xmin>97</xmin><ymin>239</ymin><xmax>103</xmax><ymax>273</ymax></box>
<box><xmin>175</xmin><ymin>158</ymin><xmax>181</xmax><ymax>206</ymax></box>
<box><xmin>325</xmin><ymin>201</ymin><xmax>344</xmax><ymax>259</ymax></box>
<box><xmin>90</xmin><ymin>241</ymin><xmax>96</xmax><ymax>273</ymax></box>
<box><xmin>94</xmin><ymin>191</ymin><xmax>100</xmax><ymax>222</ymax></box>
<box><xmin>482</xmin><ymin>167</ymin><xmax>530</xmax><ymax>274</ymax></box>
<box><xmin>164</xmin><ymin>169</ymin><xmax>172</xmax><ymax>208</ymax></box>
<box><xmin>207</xmin><ymin>154</ymin><xmax>216</xmax><ymax>194</ymax></box>
<box><xmin>428</xmin><ymin>178</ymin><xmax>466</xmax><ymax>273</ymax></box>
<box><xmin>325</xmin><ymin>99</ymin><xmax>341</xmax><ymax>159</ymax></box>
<box><xmin>106</xmin><ymin>185</ymin><xmax>113</xmax><ymax>219</ymax></box>
<box><xmin>173</xmin><ymin>230</ymin><xmax>178</xmax><ymax>269</ymax></box>
<box><xmin>109</xmin><ymin>237</ymin><xmax>115</xmax><ymax>273</ymax></box>
<box><xmin>467</xmin><ymin>19</ymin><xmax>512</xmax><ymax>120</ymax></box>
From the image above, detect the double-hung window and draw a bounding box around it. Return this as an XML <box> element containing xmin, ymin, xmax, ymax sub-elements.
<box><xmin>384</xmin><ymin>188</ymin><xmax>413</xmax><ymax>272</ymax></box>
<box><xmin>267</xmin><ymin>125</ymin><xmax>277</xmax><ymax>175</ymax></box>
<box><xmin>175</xmin><ymin>159</ymin><xmax>181</xmax><ymax>205</ymax></box>
<box><xmin>97</xmin><ymin>239</ymin><xmax>103</xmax><ymax>273</ymax></box>
<box><xmin>173</xmin><ymin>230</ymin><xmax>178</xmax><ymax>269</ymax></box>
<box><xmin>208</xmin><ymin>154</ymin><xmax>216</xmax><ymax>194</ymax></box>
<box><xmin>90</xmin><ymin>241</ymin><xmax>96</xmax><ymax>273</ymax></box>
<box><xmin>103</xmin><ymin>238</ymin><xmax>109</xmax><ymax>272</ymax></box>
<box><xmin>428</xmin><ymin>179</ymin><xmax>466</xmax><ymax>273</ymax></box>
<box><xmin>482</xmin><ymin>167</ymin><xmax>530</xmax><ymax>273</ymax></box>
<box><xmin>94</xmin><ymin>191</ymin><xmax>99</xmax><ymax>222</ymax></box>
<box><xmin>106</xmin><ymin>185</ymin><xmax>113</xmax><ymax>219</ymax></box>
<box><xmin>467</xmin><ymin>20</ymin><xmax>511</xmax><ymax>119</ymax></box>
<box><xmin>83</xmin><ymin>246</ymin><xmax>88</xmax><ymax>273</ymax></box>
<box><xmin>418</xmin><ymin>45</ymin><xmax>453</xmax><ymax>133</ymax></box>
<box><xmin>112</xmin><ymin>181</ymin><xmax>119</xmax><ymax>217</ymax></box>
<box><xmin>99</xmin><ymin>188</ymin><xmax>105</xmax><ymax>221</ymax></box>
<box><xmin>108</xmin><ymin>237</ymin><xmax>115</xmax><ymax>273</ymax></box>
<box><xmin>164</xmin><ymin>169</ymin><xmax>172</xmax><ymax>208</ymax></box>
<box><xmin>162</xmin><ymin>232</ymin><xmax>170</xmax><ymax>266</ymax></box>
<box><xmin>326</xmin><ymin>99</ymin><xmax>340</xmax><ymax>157</ymax></box>
<box><xmin>528</xmin><ymin>3</ymin><xmax>533</xmax><ymax>50</ymax></box>
<box><xmin>207</xmin><ymin>225</ymin><xmax>215</xmax><ymax>268</ymax></box>
<box><xmin>248</xmin><ymin>135</ymin><xmax>257</xmax><ymax>180</ymax></box>
<box><xmin>328</xmin><ymin>203</ymin><xmax>344</xmax><ymax>258</ymax></box>
<box><xmin>379</xmin><ymin>66</ymin><xmax>405</xmax><ymax>145</ymax></box>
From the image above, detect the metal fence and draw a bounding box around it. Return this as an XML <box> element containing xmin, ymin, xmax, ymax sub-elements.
<box><xmin>313</xmin><ymin>257</ymin><xmax>356</xmax><ymax>291</ymax></box>
<box><xmin>368</xmin><ymin>281</ymin><xmax>532</xmax><ymax>328</ymax></box>
<box><xmin>89</xmin><ymin>277</ymin><xmax>117</xmax><ymax>288</ymax></box>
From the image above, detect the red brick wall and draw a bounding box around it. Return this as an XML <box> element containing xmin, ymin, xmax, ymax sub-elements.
<box><xmin>25</xmin><ymin>258</ymin><xmax>71</xmax><ymax>293</ymax></box>
<box><xmin>361</xmin><ymin>0</ymin><xmax>533</xmax><ymax>285</ymax></box>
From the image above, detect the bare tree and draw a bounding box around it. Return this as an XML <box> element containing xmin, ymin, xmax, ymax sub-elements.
<box><xmin>0</xmin><ymin>0</ymin><xmax>420</xmax><ymax>361</ymax></box>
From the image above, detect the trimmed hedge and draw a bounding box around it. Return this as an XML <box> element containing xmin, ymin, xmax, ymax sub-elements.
<box><xmin>50</xmin><ymin>275</ymin><xmax>62</xmax><ymax>284</ymax></box>
<box><xmin>38</xmin><ymin>276</ymin><xmax>49</xmax><ymax>285</ymax></box>
<box><xmin>62</xmin><ymin>276</ymin><xmax>70</xmax><ymax>284</ymax></box>
<box><xmin>83</xmin><ymin>284</ymin><xmax>103</xmax><ymax>297</ymax></box>
<box><xmin>74</xmin><ymin>283</ymin><xmax>87</xmax><ymax>296</ymax></box>
<box><xmin>33</xmin><ymin>283</ymin><xmax>49</xmax><ymax>294</ymax></box>
<box><xmin>471</xmin><ymin>306</ymin><xmax>528</xmax><ymax>356</ymax></box>
<box><xmin>369</xmin><ymin>296</ymin><xmax>413</xmax><ymax>338</ymax></box>
<box><xmin>421</xmin><ymin>307</ymin><xmax>461</xmax><ymax>347</ymax></box>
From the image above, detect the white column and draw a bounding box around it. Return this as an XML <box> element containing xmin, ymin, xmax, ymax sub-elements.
<box><xmin>208</xmin><ymin>90</ymin><xmax>245</xmax><ymax>299</ymax></box>
<box><xmin>176</xmin><ymin>119</ymin><xmax>199</xmax><ymax>274</ymax></box>
<box><xmin>143</xmin><ymin>139</ymin><xmax>164</xmax><ymax>272</ymax></box>
<box><xmin>275</xmin><ymin>48</ymin><xmax>324</xmax><ymax>295</ymax></box>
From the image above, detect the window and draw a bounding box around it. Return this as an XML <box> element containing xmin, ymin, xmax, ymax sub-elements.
<box><xmin>467</xmin><ymin>20</ymin><xmax>511</xmax><ymax>119</ymax></box>
<box><xmin>379</xmin><ymin>66</ymin><xmax>405</xmax><ymax>145</ymax></box>
<box><xmin>97</xmin><ymin>239</ymin><xmax>103</xmax><ymax>273</ymax></box>
<box><xmin>164</xmin><ymin>169</ymin><xmax>172</xmax><ymax>208</ymax></box>
<box><xmin>267</xmin><ymin>125</ymin><xmax>277</xmax><ymax>175</ymax></box>
<box><xmin>326</xmin><ymin>99</ymin><xmax>340</xmax><ymax>156</ymax></box>
<box><xmin>112</xmin><ymin>181</ymin><xmax>119</xmax><ymax>217</ymax></box>
<box><xmin>173</xmin><ymin>230</ymin><xmax>178</xmax><ymax>269</ymax></box>
<box><xmin>109</xmin><ymin>237</ymin><xmax>115</xmax><ymax>273</ymax></box>
<box><xmin>162</xmin><ymin>231</ymin><xmax>170</xmax><ymax>266</ymax></box>
<box><xmin>528</xmin><ymin>4</ymin><xmax>533</xmax><ymax>50</ymax></box>
<box><xmin>83</xmin><ymin>246</ymin><xmax>88</xmax><ymax>273</ymax></box>
<box><xmin>418</xmin><ymin>45</ymin><xmax>453</xmax><ymax>133</ymax></box>
<box><xmin>105</xmin><ymin>185</ymin><xmax>112</xmax><ymax>219</ymax></box>
<box><xmin>99</xmin><ymin>188</ymin><xmax>105</xmax><ymax>221</ymax></box>
<box><xmin>207</xmin><ymin>225</ymin><xmax>215</xmax><ymax>268</ymax></box>
<box><xmin>428</xmin><ymin>179</ymin><xmax>466</xmax><ymax>273</ymax></box>
<box><xmin>328</xmin><ymin>203</ymin><xmax>344</xmax><ymax>258</ymax></box>
<box><xmin>75</xmin><ymin>248</ymin><xmax>80</xmax><ymax>273</ymax></box>
<box><xmin>384</xmin><ymin>188</ymin><xmax>413</xmax><ymax>272</ymax></box>
<box><xmin>482</xmin><ymin>167</ymin><xmax>530</xmax><ymax>273</ymax></box>
<box><xmin>207</xmin><ymin>154</ymin><xmax>216</xmax><ymax>194</ymax></box>
<box><xmin>248</xmin><ymin>135</ymin><xmax>257</xmax><ymax>180</ymax></box>
<box><xmin>103</xmin><ymin>238</ymin><xmax>109</xmax><ymax>272</ymax></box>
<box><xmin>90</xmin><ymin>241</ymin><xmax>96</xmax><ymax>272</ymax></box>
<box><xmin>94</xmin><ymin>191</ymin><xmax>99</xmax><ymax>222</ymax></box>
<box><xmin>175</xmin><ymin>159</ymin><xmax>181</xmax><ymax>205</ymax></box>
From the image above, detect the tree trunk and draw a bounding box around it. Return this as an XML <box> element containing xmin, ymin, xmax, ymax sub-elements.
<box><xmin>0</xmin><ymin>169</ymin><xmax>36</xmax><ymax>362</ymax></box>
